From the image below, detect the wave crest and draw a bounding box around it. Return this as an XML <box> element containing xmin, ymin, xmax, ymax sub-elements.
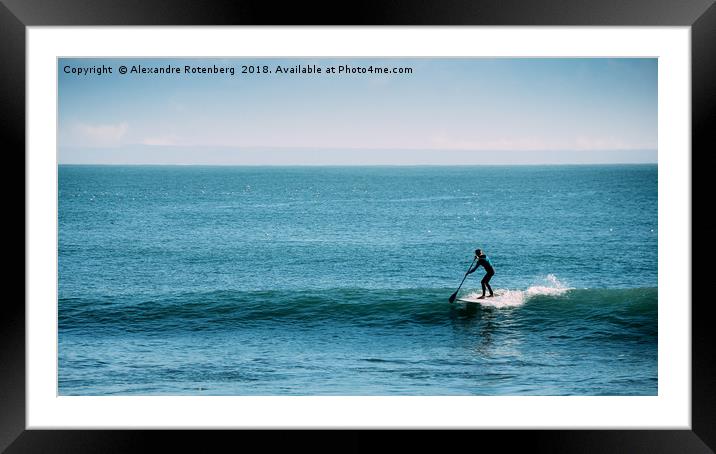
<box><xmin>464</xmin><ymin>274</ymin><xmax>572</xmax><ymax>307</ymax></box>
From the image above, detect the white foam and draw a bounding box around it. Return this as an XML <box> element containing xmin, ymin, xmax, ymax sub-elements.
<box><xmin>462</xmin><ymin>289</ymin><xmax>527</xmax><ymax>308</ymax></box>
<box><xmin>463</xmin><ymin>274</ymin><xmax>572</xmax><ymax>308</ymax></box>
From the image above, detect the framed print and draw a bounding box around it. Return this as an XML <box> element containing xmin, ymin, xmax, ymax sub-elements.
<box><xmin>6</xmin><ymin>0</ymin><xmax>714</xmax><ymax>451</ymax></box>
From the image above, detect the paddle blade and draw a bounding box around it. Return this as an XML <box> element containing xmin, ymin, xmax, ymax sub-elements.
<box><xmin>448</xmin><ymin>291</ymin><xmax>458</xmax><ymax>303</ymax></box>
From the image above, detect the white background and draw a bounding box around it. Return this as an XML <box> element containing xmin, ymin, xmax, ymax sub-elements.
<box><xmin>26</xmin><ymin>27</ymin><xmax>691</xmax><ymax>428</ymax></box>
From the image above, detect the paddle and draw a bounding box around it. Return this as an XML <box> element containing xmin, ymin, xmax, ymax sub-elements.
<box><xmin>448</xmin><ymin>257</ymin><xmax>476</xmax><ymax>303</ymax></box>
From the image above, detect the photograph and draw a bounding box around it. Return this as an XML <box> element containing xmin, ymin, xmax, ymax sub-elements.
<box><xmin>58</xmin><ymin>57</ymin><xmax>658</xmax><ymax>396</ymax></box>
<box><xmin>8</xmin><ymin>0</ymin><xmax>712</xmax><ymax>447</ymax></box>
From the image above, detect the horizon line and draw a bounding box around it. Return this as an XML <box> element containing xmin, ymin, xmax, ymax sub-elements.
<box><xmin>57</xmin><ymin>162</ymin><xmax>657</xmax><ymax>167</ymax></box>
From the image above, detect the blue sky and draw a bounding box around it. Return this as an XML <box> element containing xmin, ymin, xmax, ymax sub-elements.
<box><xmin>58</xmin><ymin>58</ymin><xmax>657</xmax><ymax>164</ymax></box>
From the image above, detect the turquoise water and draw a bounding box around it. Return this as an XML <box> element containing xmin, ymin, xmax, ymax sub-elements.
<box><xmin>58</xmin><ymin>165</ymin><xmax>657</xmax><ymax>395</ymax></box>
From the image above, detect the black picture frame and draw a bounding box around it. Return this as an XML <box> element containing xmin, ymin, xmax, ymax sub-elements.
<box><xmin>5</xmin><ymin>0</ymin><xmax>713</xmax><ymax>451</ymax></box>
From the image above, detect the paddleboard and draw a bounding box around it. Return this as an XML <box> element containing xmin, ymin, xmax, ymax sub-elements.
<box><xmin>455</xmin><ymin>294</ymin><xmax>500</xmax><ymax>304</ymax></box>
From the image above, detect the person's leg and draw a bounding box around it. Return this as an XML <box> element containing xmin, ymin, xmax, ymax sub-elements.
<box><xmin>485</xmin><ymin>273</ymin><xmax>494</xmax><ymax>296</ymax></box>
<box><xmin>480</xmin><ymin>275</ymin><xmax>488</xmax><ymax>298</ymax></box>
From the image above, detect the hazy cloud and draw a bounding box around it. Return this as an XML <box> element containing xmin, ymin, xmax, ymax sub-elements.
<box><xmin>430</xmin><ymin>133</ymin><xmax>654</xmax><ymax>152</ymax></box>
<box><xmin>63</xmin><ymin>121</ymin><xmax>129</xmax><ymax>148</ymax></box>
<box><xmin>140</xmin><ymin>135</ymin><xmax>182</xmax><ymax>146</ymax></box>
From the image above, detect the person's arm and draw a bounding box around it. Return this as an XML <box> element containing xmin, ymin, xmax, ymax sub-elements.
<box><xmin>467</xmin><ymin>261</ymin><xmax>480</xmax><ymax>274</ymax></box>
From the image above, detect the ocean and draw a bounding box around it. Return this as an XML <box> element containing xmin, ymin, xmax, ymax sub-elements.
<box><xmin>58</xmin><ymin>165</ymin><xmax>657</xmax><ymax>395</ymax></box>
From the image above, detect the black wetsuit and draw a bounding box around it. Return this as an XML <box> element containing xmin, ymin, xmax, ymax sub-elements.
<box><xmin>467</xmin><ymin>255</ymin><xmax>495</xmax><ymax>296</ymax></box>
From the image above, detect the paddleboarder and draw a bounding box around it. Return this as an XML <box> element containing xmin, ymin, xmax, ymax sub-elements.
<box><xmin>466</xmin><ymin>249</ymin><xmax>495</xmax><ymax>298</ymax></box>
